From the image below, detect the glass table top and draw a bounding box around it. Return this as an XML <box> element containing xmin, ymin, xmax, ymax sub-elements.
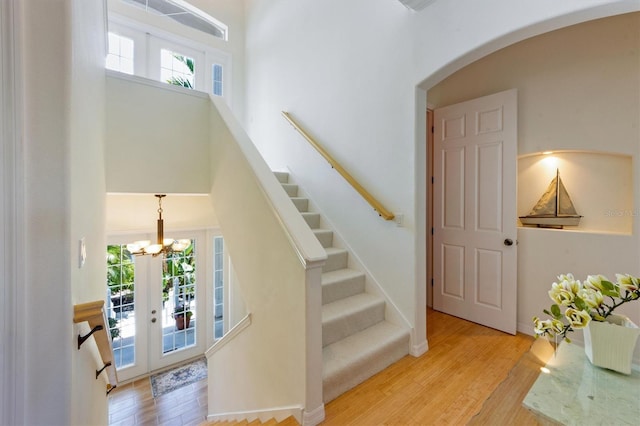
<box><xmin>523</xmin><ymin>341</ymin><xmax>640</xmax><ymax>425</ymax></box>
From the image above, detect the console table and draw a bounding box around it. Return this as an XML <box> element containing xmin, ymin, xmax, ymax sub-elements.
<box><xmin>523</xmin><ymin>341</ymin><xmax>639</xmax><ymax>425</ymax></box>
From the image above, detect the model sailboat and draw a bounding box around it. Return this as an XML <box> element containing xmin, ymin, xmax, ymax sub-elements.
<box><xmin>519</xmin><ymin>169</ymin><xmax>582</xmax><ymax>228</ymax></box>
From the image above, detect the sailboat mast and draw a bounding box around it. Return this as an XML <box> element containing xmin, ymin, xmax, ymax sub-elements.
<box><xmin>555</xmin><ymin>169</ymin><xmax>559</xmax><ymax>216</ymax></box>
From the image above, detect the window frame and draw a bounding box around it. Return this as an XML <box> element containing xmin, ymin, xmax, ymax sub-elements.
<box><xmin>107</xmin><ymin>15</ymin><xmax>231</xmax><ymax>101</ymax></box>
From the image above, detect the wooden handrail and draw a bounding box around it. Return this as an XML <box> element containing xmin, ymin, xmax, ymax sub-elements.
<box><xmin>74</xmin><ymin>300</ymin><xmax>118</xmax><ymax>393</ymax></box>
<box><xmin>281</xmin><ymin>111</ymin><xmax>395</xmax><ymax>221</ymax></box>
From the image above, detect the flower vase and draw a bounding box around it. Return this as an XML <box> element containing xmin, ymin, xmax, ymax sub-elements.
<box><xmin>583</xmin><ymin>314</ymin><xmax>639</xmax><ymax>375</ymax></box>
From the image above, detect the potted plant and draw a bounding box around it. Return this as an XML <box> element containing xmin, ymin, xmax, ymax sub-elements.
<box><xmin>173</xmin><ymin>303</ymin><xmax>193</xmax><ymax>330</ymax></box>
<box><xmin>533</xmin><ymin>273</ymin><xmax>640</xmax><ymax>374</ymax></box>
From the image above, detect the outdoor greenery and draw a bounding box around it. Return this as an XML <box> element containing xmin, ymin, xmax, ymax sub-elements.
<box><xmin>108</xmin><ymin>317</ymin><xmax>120</xmax><ymax>339</ymax></box>
<box><xmin>107</xmin><ymin>244</ymin><xmax>135</xmax><ymax>293</ymax></box>
<box><xmin>166</xmin><ymin>54</ymin><xmax>194</xmax><ymax>89</ymax></box>
<box><xmin>162</xmin><ymin>242</ymin><xmax>196</xmax><ymax>306</ymax></box>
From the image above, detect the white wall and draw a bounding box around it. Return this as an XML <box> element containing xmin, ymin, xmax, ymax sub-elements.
<box><xmin>15</xmin><ymin>0</ymin><xmax>110</xmax><ymax>424</ymax></box>
<box><xmin>243</xmin><ymin>0</ymin><xmax>639</xmax><ymax>350</ymax></box>
<box><xmin>69</xmin><ymin>0</ymin><xmax>111</xmax><ymax>423</ymax></box>
<box><xmin>106</xmin><ymin>74</ymin><xmax>211</xmax><ymax>193</ymax></box>
<box><xmin>207</xmin><ymin>97</ymin><xmax>325</xmax><ymax>421</ymax></box>
<box><xmin>427</xmin><ymin>12</ymin><xmax>640</xmax><ymax>363</ymax></box>
<box><xmin>245</xmin><ymin>0</ymin><xmax>424</xmax><ymax>348</ymax></box>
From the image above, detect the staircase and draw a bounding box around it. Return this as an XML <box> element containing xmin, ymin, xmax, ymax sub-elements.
<box><xmin>275</xmin><ymin>172</ymin><xmax>410</xmax><ymax>403</ymax></box>
<box><xmin>206</xmin><ymin>415</ymin><xmax>299</xmax><ymax>425</ymax></box>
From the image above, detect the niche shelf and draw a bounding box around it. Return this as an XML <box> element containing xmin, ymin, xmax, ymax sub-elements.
<box><xmin>518</xmin><ymin>150</ymin><xmax>633</xmax><ymax>235</ymax></box>
<box><xmin>73</xmin><ymin>300</ymin><xmax>118</xmax><ymax>394</ymax></box>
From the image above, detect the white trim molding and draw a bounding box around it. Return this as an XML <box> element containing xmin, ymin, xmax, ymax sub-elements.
<box><xmin>1</xmin><ymin>0</ymin><xmax>25</xmax><ymax>424</ymax></box>
<box><xmin>205</xmin><ymin>313</ymin><xmax>251</xmax><ymax>358</ymax></box>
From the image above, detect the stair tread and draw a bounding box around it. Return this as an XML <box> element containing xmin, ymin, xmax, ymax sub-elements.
<box><xmin>322</xmin><ymin>292</ymin><xmax>383</xmax><ymax>323</ymax></box>
<box><xmin>322</xmin><ymin>268</ymin><xmax>365</xmax><ymax>285</ymax></box>
<box><xmin>323</xmin><ymin>321</ymin><xmax>409</xmax><ymax>378</ymax></box>
<box><xmin>312</xmin><ymin>228</ymin><xmax>332</xmax><ymax>234</ymax></box>
<box><xmin>324</xmin><ymin>247</ymin><xmax>347</xmax><ymax>255</ymax></box>
<box><xmin>278</xmin><ymin>416</ymin><xmax>300</xmax><ymax>426</ymax></box>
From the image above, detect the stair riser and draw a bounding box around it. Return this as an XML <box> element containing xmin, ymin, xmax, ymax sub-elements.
<box><xmin>291</xmin><ymin>198</ymin><xmax>309</xmax><ymax>212</ymax></box>
<box><xmin>274</xmin><ymin>172</ymin><xmax>289</xmax><ymax>183</ymax></box>
<box><xmin>322</xmin><ymin>273</ymin><xmax>365</xmax><ymax>305</ymax></box>
<box><xmin>313</xmin><ymin>230</ymin><xmax>333</xmax><ymax>248</ymax></box>
<box><xmin>302</xmin><ymin>213</ymin><xmax>320</xmax><ymax>228</ymax></box>
<box><xmin>281</xmin><ymin>184</ymin><xmax>298</xmax><ymax>197</ymax></box>
<box><xmin>322</xmin><ymin>302</ymin><xmax>385</xmax><ymax>347</ymax></box>
<box><xmin>323</xmin><ymin>251</ymin><xmax>348</xmax><ymax>272</ymax></box>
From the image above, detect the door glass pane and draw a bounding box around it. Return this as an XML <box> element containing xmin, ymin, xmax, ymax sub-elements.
<box><xmin>213</xmin><ymin>237</ymin><xmax>224</xmax><ymax>339</ymax></box>
<box><xmin>107</xmin><ymin>244</ymin><xmax>136</xmax><ymax>368</ymax></box>
<box><xmin>162</xmin><ymin>241</ymin><xmax>196</xmax><ymax>354</ymax></box>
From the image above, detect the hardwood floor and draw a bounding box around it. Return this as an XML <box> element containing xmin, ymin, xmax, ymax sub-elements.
<box><xmin>109</xmin><ymin>309</ymin><xmax>546</xmax><ymax>425</ymax></box>
<box><xmin>108</xmin><ymin>374</ymin><xmax>208</xmax><ymax>426</ymax></box>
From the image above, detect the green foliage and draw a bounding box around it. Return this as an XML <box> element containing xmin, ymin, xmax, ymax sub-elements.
<box><xmin>107</xmin><ymin>245</ymin><xmax>135</xmax><ymax>293</ymax></box>
<box><xmin>108</xmin><ymin>317</ymin><xmax>120</xmax><ymax>340</ymax></box>
<box><xmin>166</xmin><ymin>54</ymin><xmax>194</xmax><ymax>89</ymax></box>
<box><xmin>162</xmin><ymin>241</ymin><xmax>196</xmax><ymax>303</ymax></box>
<box><xmin>599</xmin><ymin>280</ymin><xmax>619</xmax><ymax>298</ymax></box>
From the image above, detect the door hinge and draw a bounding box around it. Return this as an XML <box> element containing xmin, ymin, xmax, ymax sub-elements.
<box><xmin>431</xmin><ymin>227</ymin><xmax>434</xmax><ymax>235</ymax></box>
<box><xmin>431</xmin><ymin>126</ymin><xmax>435</xmax><ymax>133</ymax></box>
<box><xmin>431</xmin><ymin>176</ymin><xmax>434</xmax><ymax>184</ymax></box>
<box><xmin>431</xmin><ymin>278</ymin><xmax>434</xmax><ymax>287</ymax></box>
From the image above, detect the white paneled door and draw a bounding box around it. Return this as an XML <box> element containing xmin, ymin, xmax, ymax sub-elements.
<box><xmin>433</xmin><ymin>90</ymin><xmax>518</xmax><ymax>334</ymax></box>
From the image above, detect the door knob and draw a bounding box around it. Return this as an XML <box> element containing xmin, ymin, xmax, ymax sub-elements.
<box><xmin>151</xmin><ymin>309</ymin><xmax>157</xmax><ymax>314</ymax></box>
<box><xmin>504</xmin><ymin>238</ymin><xmax>514</xmax><ymax>246</ymax></box>
<box><xmin>151</xmin><ymin>318</ymin><xmax>157</xmax><ymax>323</ymax></box>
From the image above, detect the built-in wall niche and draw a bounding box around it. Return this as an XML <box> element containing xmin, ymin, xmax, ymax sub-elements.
<box><xmin>518</xmin><ymin>151</ymin><xmax>633</xmax><ymax>234</ymax></box>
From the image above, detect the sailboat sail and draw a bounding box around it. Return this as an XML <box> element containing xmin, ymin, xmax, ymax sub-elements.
<box><xmin>520</xmin><ymin>169</ymin><xmax>582</xmax><ymax>228</ymax></box>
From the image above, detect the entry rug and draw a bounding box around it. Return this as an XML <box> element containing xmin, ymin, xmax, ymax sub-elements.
<box><xmin>150</xmin><ymin>357</ymin><xmax>207</xmax><ymax>398</ymax></box>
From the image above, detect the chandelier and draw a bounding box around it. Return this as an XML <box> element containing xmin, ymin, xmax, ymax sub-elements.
<box><xmin>126</xmin><ymin>194</ymin><xmax>191</xmax><ymax>256</ymax></box>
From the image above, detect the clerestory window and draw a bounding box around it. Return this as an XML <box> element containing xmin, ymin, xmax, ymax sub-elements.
<box><xmin>106</xmin><ymin>18</ymin><xmax>230</xmax><ymax>98</ymax></box>
<box><xmin>106</xmin><ymin>33</ymin><xmax>134</xmax><ymax>75</ymax></box>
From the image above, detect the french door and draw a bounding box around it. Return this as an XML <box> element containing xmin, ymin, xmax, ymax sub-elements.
<box><xmin>107</xmin><ymin>231</ymin><xmax>207</xmax><ymax>381</ymax></box>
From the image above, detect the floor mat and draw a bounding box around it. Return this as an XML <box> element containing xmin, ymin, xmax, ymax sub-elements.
<box><xmin>150</xmin><ymin>357</ymin><xmax>207</xmax><ymax>398</ymax></box>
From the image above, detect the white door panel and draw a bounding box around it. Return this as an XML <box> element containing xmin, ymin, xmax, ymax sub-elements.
<box><xmin>433</xmin><ymin>89</ymin><xmax>517</xmax><ymax>334</ymax></box>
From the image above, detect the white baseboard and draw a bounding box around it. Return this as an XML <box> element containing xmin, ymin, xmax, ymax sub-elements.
<box><xmin>302</xmin><ymin>404</ymin><xmax>325</xmax><ymax>426</ymax></box>
<box><xmin>411</xmin><ymin>339</ymin><xmax>428</xmax><ymax>357</ymax></box>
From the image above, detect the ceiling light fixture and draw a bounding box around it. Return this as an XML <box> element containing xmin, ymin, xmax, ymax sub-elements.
<box><xmin>127</xmin><ymin>194</ymin><xmax>191</xmax><ymax>257</ymax></box>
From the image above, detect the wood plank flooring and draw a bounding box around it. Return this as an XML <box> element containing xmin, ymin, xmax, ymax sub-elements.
<box><xmin>109</xmin><ymin>309</ymin><xmax>548</xmax><ymax>425</ymax></box>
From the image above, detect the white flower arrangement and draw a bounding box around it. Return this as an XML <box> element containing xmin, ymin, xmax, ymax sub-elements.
<box><xmin>533</xmin><ymin>273</ymin><xmax>640</xmax><ymax>342</ymax></box>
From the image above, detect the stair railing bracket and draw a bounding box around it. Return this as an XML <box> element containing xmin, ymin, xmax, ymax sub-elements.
<box><xmin>77</xmin><ymin>325</ymin><xmax>104</xmax><ymax>350</ymax></box>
